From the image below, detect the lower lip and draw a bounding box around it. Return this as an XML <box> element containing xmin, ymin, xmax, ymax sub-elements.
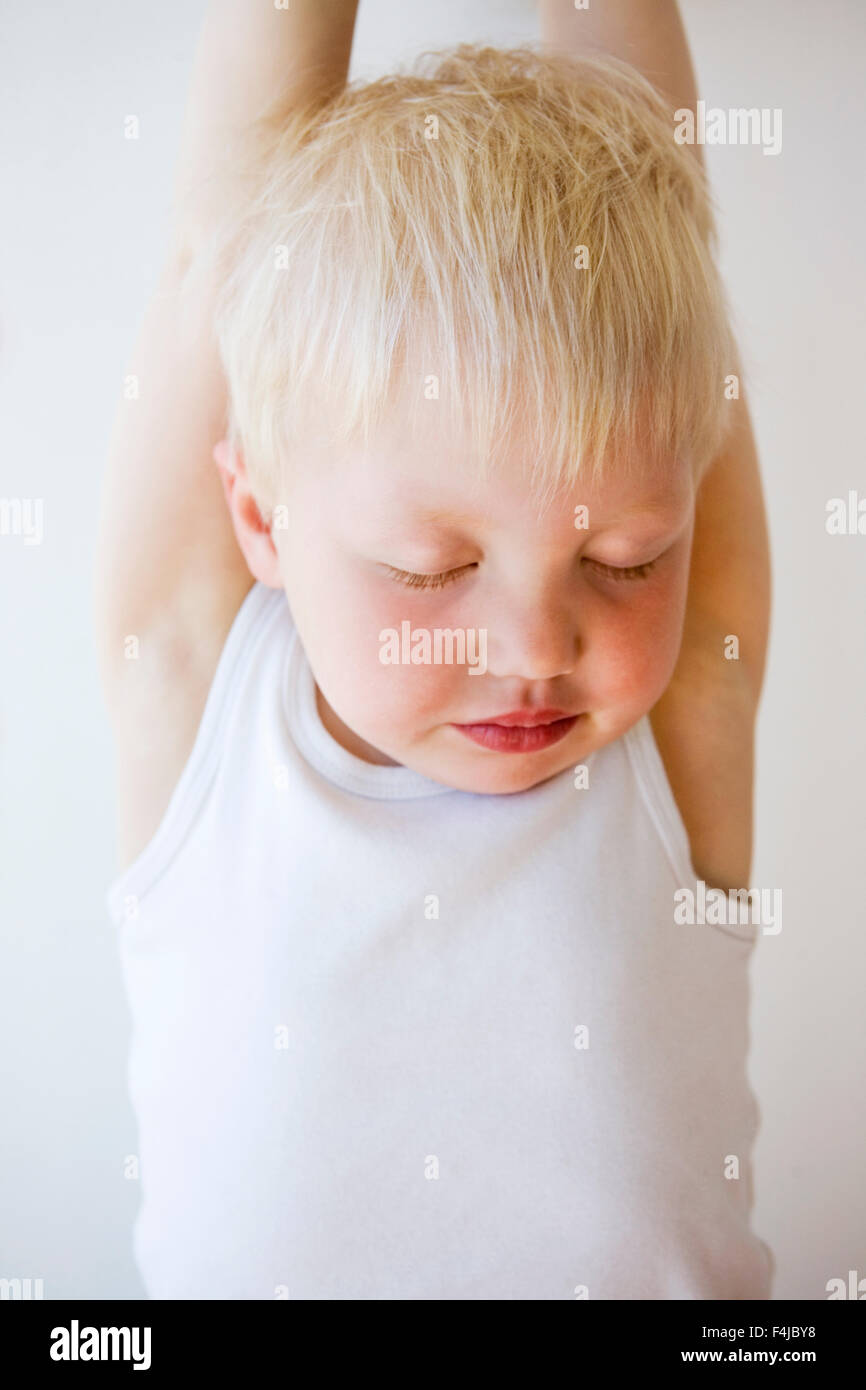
<box><xmin>451</xmin><ymin>715</ymin><xmax>581</xmax><ymax>753</ymax></box>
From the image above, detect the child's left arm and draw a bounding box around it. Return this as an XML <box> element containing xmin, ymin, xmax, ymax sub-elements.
<box><xmin>539</xmin><ymin>0</ymin><xmax>772</xmax><ymax>890</ymax></box>
<box><xmin>650</xmin><ymin>391</ymin><xmax>771</xmax><ymax>892</ymax></box>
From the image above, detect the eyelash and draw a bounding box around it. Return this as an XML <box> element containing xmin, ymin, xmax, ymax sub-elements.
<box><xmin>384</xmin><ymin>558</ymin><xmax>658</xmax><ymax>591</ymax></box>
<box><xmin>384</xmin><ymin>564</ymin><xmax>474</xmax><ymax>591</ymax></box>
<box><xmin>589</xmin><ymin>558</ymin><xmax>659</xmax><ymax>582</ymax></box>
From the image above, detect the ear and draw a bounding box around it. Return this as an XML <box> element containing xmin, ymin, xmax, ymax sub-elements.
<box><xmin>213</xmin><ymin>440</ymin><xmax>283</xmax><ymax>588</ymax></box>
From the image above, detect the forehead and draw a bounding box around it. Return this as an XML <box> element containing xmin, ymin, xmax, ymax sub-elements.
<box><xmin>311</xmin><ymin>406</ymin><xmax>693</xmax><ymax>538</ymax></box>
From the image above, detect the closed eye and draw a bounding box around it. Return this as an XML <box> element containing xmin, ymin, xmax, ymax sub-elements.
<box><xmin>384</xmin><ymin>556</ymin><xmax>659</xmax><ymax>590</ymax></box>
<box><xmin>584</xmin><ymin>557</ymin><xmax>659</xmax><ymax>582</ymax></box>
<box><xmin>384</xmin><ymin>563</ymin><xmax>477</xmax><ymax>591</ymax></box>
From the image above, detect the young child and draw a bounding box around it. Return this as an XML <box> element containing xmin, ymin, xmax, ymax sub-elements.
<box><xmin>96</xmin><ymin>7</ymin><xmax>773</xmax><ymax>1300</ymax></box>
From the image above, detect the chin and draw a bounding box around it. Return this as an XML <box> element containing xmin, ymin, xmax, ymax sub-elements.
<box><xmin>467</xmin><ymin>762</ymin><xmax>572</xmax><ymax>796</ymax></box>
<box><xmin>413</xmin><ymin>743</ymin><xmax>578</xmax><ymax>797</ymax></box>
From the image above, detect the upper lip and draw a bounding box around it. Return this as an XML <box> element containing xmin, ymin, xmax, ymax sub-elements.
<box><xmin>457</xmin><ymin>708</ymin><xmax>578</xmax><ymax>728</ymax></box>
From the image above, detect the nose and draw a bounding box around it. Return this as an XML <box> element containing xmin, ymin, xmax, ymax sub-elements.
<box><xmin>483</xmin><ymin>590</ymin><xmax>580</xmax><ymax>682</ymax></box>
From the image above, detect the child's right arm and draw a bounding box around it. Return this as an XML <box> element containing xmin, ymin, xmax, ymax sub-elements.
<box><xmin>95</xmin><ymin>1</ymin><xmax>360</xmax><ymax>872</ymax></box>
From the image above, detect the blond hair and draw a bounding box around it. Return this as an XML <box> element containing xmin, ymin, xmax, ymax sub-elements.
<box><xmin>201</xmin><ymin>43</ymin><xmax>736</xmax><ymax>514</ymax></box>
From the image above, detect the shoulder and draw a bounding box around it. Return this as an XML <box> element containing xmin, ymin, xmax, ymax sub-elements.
<box><xmin>99</xmin><ymin>575</ymin><xmax>259</xmax><ymax>873</ymax></box>
<box><xmin>648</xmin><ymin>659</ymin><xmax>759</xmax><ymax>893</ymax></box>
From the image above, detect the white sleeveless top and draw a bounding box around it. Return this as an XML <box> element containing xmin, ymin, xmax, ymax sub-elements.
<box><xmin>106</xmin><ymin>581</ymin><xmax>774</xmax><ymax>1300</ymax></box>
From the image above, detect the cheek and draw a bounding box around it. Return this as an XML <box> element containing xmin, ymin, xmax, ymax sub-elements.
<box><xmin>587</xmin><ymin>576</ymin><xmax>687</xmax><ymax>704</ymax></box>
<box><xmin>365</xmin><ymin>589</ymin><xmax>467</xmax><ymax>729</ymax></box>
<box><xmin>284</xmin><ymin>558</ymin><xmax>458</xmax><ymax>731</ymax></box>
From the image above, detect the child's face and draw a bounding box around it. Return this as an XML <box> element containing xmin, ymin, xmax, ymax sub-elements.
<box><xmin>272</xmin><ymin>399</ymin><xmax>695</xmax><ymax>795</ymax></box>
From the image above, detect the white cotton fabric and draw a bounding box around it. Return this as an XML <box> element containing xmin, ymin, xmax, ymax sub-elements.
<box><xmin>106</xmin><ymin>581</ymin><xmax>774</xmax><ymax>1300</ymax></box>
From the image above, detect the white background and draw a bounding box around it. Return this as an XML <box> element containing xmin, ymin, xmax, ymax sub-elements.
<box><xmin>1</xmin><ymin>0</ymin><xmax>863</xmax><ymax>1299</ymax></box>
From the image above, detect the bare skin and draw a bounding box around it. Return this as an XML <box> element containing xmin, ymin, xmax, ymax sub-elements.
<box><xmin>95</xmin><ymin>0</ymin><xmax>770</xmax><ymax>891</ymax></box>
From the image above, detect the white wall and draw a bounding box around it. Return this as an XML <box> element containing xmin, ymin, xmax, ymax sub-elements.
<box><xmin>1</xmin><ymin>0</ymin><xmax>862</xmax><ymax>1299</ymax></box>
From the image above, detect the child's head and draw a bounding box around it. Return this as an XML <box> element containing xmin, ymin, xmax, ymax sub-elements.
<box><xmin>206</xmin><ymin>43</ymin><xmax>735</xmax><ymax>794</ymax></box>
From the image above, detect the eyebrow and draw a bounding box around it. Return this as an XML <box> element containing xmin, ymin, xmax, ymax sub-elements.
<box><xmin>385</xmin><ymin>494</ymin><xmax>691</xmax><ymax>533</ymax></box>
<box><xmin>592</xmin><ymin>504</ymin><xmax>690</xmax><ymax>529</ymax></box>
<box><xmin>400</xmin><ymin>507</ymin><xmax>482</xmax><ymax>531</ymax></box>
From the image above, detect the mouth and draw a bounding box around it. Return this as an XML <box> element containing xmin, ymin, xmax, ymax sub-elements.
<box><xmin>450</xmin><ymin>709</ymin><xmax>582</xmax><ymax>754</ymax></box>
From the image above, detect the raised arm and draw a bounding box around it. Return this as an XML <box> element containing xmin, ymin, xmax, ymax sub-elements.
<box><xmin>96</xmin><ymin>1</ymin><xmax>360</xmax><ymax>869</ymax></box>
<box><xmin>170</xmin><ymin>0</ymin><xmax>362</xmax><ymax>263</ymax></box>
<box><xmin>538</xmin><ymin>0</ymin><xmax>697</xmax><ymax>112</ymax></box>
<box><xmin>539</xmin><ymin>0</ymin><xmax>772</xmax><ymax>887</ymax></box>
<box><xmin>96</xmin><ymin>1</ymin><xmax>360</xmax><ymax>670</ymax></box>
